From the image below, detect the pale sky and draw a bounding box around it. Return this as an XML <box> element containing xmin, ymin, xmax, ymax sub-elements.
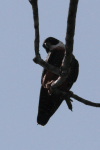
<box><xmin>1</xmin><ymin>0</ymin><xmax>100</xmax><ymax>150</ymax></box>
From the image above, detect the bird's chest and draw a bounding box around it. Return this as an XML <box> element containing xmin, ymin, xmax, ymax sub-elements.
<box><xmin>42</xmin><ymin>50</ymin><xmax>65</xmax><ymax>89</ymax></box>
<box><xmin>47</xmin><ymin>50</ymin><xmax>64</xmax><ymax>68</ymax></box>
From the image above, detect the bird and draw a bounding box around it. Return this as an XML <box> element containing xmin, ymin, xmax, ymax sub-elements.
<box><xmin>37</xmin><ymin>37</ymin><xmax>79</xmax><ymax>126</ymax></box>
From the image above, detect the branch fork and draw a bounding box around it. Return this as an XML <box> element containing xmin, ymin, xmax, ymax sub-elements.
<box><xmin>29</xmin><ymin>0</ymin><xmax>100</xmax><ymax>108</ymax></box>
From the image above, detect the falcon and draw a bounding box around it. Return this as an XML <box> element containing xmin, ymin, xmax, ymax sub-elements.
<box><xmin>37</xmin><ymin>37</ymin><xmax>79</xmax><ymax>126</ymax></box>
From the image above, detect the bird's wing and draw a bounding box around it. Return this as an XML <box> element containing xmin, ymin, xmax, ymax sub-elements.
<box><xmin>37</xmin><ymin>50</ymin><xmax>65</xmax><ymax>126</ymax></box>
<box><xmin>37</xmin><ymin>49</ymin><xmax>79</xmax><ymax>126</ymax></box>
<box><xmin>37</xmin><ymin>86</ymin><xmax>63</xmax><ymax>126</ymax></box>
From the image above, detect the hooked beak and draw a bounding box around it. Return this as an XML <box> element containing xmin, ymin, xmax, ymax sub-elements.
<box><xmin>42</xmin><ymin>42</ymin><xmax>51</xmax><ymax>53</ymax></box>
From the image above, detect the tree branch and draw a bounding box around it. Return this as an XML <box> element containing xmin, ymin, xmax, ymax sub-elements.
<box><xmin>33</xmin><ymin>55</ymin><xmax>61</xmax><ymax>75</ymax></box>
<box><xmin>63</xmin><ymin>0</ymin><xmax>78</xmax><ymax>70</ymax></box>
<box><xmin>29</xmin><ymin>0</ymin><xmax>40</xmax><ymax>57</ymax></box>
<box><xmin>29</xmin><ymin>0</ymin><xmax>61</xmax><ymax>76</ymax></box>
<box><xmin>50</xmin><ymin>0</ymin><xmax>79</xmax><ymax>90</ymax></box>
<box><xmin>71</xmin><ymin>93</ymin><xmax>100</xmax><ymax>107</ymax></box>
<box><xmin>29</xmin><ymin>0</ymin><xmax>100</xmax><ymax>108</ymax></box>
<box><xmin>59</xmin><ymin>91</ymin><xmax>100</xmax><ymax>108</ymax></box>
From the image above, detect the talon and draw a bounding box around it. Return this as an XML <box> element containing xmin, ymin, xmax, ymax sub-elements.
<box><xmin>68</xmin><ymin>91</ymin><xmax>73</xmax><ymax>96</ymax></box>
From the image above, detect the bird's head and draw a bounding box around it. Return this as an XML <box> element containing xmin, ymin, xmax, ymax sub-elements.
<box><xmin>43</xmin><ymin>37</ymin><xmax>64</xmax><ymax>53</ymax></box>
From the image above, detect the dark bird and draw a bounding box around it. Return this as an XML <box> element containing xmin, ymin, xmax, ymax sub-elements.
<box><xmin>37</xmin><ymin>37</ymin><xmax>79</xmax><ymax>126</ymax></box>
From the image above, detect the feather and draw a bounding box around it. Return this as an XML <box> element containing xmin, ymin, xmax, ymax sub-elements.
<box><xmin>37</xmin><ymin>38</ymin><xmax>79</xmax><ymax>125</ymax></box>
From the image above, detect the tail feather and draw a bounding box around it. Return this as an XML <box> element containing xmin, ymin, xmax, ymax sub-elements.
<box><xmin>37</xmin><ymin>86</ymin><xmax>63</xmax><ymax>126</ymax></box>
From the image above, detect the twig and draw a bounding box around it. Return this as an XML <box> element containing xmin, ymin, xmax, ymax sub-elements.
<box><xmin>29</xmin><ymin>0</ymin><xmax>40</xmax><ymax>57</ymax></box>
<box><xmin>71</xmin><ymin>93</ymin><xmax>100</xmax><ymax>107</ymax></box>
<box><xmin>29</xmin><ymin>0</ymin><xmax>61</xmax><ymax>76</ymax></box>
<box><xmin>63</xmin><ymin>0</ymin><xmax>79</xmax><ymax>70</ymax></box>
<box><xmin>59</xmin><ymin>90</ymin><xmax>100</xmax><ymax>108</ymax></box>
<box><xmin>33</xmin><ymin>56</ymin><xmax>61</xmax><ymax>75</ymax></box>
<box><xmin>51</xmin><ymin>0</ymin><xmax>79</xmax><ymax>90</ymax></box>
<box><xmin>29</xmin><ymin>0</ymin><xmax>62</xmax><ymax>75</ymax></box>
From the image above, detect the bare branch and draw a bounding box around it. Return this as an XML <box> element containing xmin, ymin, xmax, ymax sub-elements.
<box><xmin>29</xmin><ymin>0</ymin><xmax>78</xmax><ymax>88</ymax></box>
<box><xmin>33</xmin><ymin>55</ymin><xmax>61</xmax><ymax>75</ymax></box>
<box><xmin>71</xmin><ymin>93</ymin><xmax>100</xmax><ymax>107</ymax></box>
<box><xmin>51</xmin><ymin>0</ymin><xmax>79</xmax><ymax>90</ymax></box>
<box><xmin>29</xmin><ymin>0</ymin><xmax>40</xmax><ymax>57</ymax></box>
<box><xmin>58</xmin><ymin>90</ymin><xmax>100</xmax><ymax>108</ymax></box>
<box><xmin>29</xmin><ymin>0</ymin><xmax>100</xmax><ymax>108</ymax></box>
<box><xmin>63</xmin><ymin>0</ymin><xmax>79</xmax><ymax>71</ymax></box>
<box><xmin>29</xmin><ymin>0</ymin><xmax>61</xmax><ymax>76</ymax></box>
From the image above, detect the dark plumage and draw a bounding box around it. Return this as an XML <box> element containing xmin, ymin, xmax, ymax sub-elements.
<box><xmin>37</xmin><ymin>37</ymin><xmax>79</xmax><ymax>126</ymax></box>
